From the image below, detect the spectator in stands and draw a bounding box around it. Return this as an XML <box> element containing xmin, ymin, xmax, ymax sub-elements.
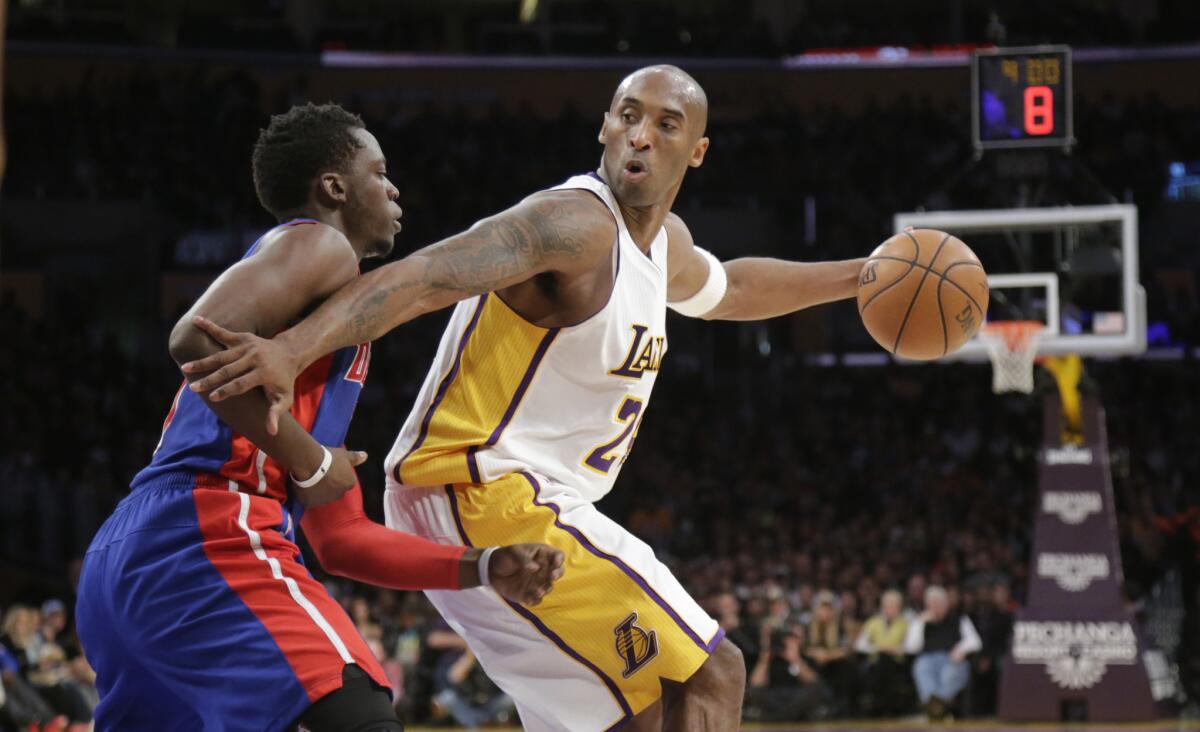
<box><xmin>967</xmin><ymin>582</ymin><xmax>1015</xmax><ymax>716</ymax></box>
<box><xmin>904</xmin><ymin>574</ymin><xmax>928</xmax><ymax>620</ymax></box>
<box><xmin>747</xmin><ymin>624</ymin><xmax>830</xmax><ymax>722</ymax></box>
<box><xmin>1</xmin><ymin>604</ymin><xmax>93</xmax><ymax>729</ymax></box>
<box><xmin>424</xmin><ymin>622</ymin><xmax>514</xmax><ymax>728</ymax></box>
<box><xmin>35</xmin><ymin>599</ymin><xmax>97</xmax><ymax>713</ymax></box>
<box><xmin>712</xmin><ymin>591</ymin><xmax>759</xmax><ymax>672</ymax></box>
<box><xmin>0</xmin><ymin>633</ymin><xmax>67</xmax><ymax>731</ymax></box>
<box><xmin>904</xmin><ymin>585</ymin><xmax>982</xmax><ymax>721</ymax></box>
<box><xmin>804</xmin><ymin>590</ymin><xmax>858</xmax><ymax>716</ymax></box>
<box><xmin>854</xmin><ymin>589</ymin><xmax>911</xmax><ymax>716</ymax></box>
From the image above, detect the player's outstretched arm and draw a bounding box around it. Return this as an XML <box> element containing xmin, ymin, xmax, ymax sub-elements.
<box><xmin>302</xmin><ymin>485</ymin><xmax>565</xmax><ymax>604</ymax></box>
<box><xmin>168</xmin><ymin>224</ymin><xmax>366</xmax><ymax>506</ymax></box>
<box><xmin>182</xmin><ymin>190</ymin><xmax>614</xmax><ymax>427</ymax></box>
<box><xmin>664</xmin><ymin>213</ymin><xmax>867</xmax><ymax>321</ymax></box>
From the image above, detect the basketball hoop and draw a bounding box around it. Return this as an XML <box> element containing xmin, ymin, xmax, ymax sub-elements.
<box><xmin>980</xmin><ymin>321</ymin><xmax>1044</xmax><ymax>394</ymax></box>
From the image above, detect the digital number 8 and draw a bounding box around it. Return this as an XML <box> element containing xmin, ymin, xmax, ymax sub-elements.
<box><xmin>1024</xmin><ymin>85</ymin><xmax>1054</xmax><ymax>135</ymax></box>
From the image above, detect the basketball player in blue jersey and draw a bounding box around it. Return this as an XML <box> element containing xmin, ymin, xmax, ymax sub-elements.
<box><xmin>76</xmin><ymin>103</ymin><xmax>563</xmax><ymax>732</ymax></box>
<box><xmin>185</xmin><ymin>67</ymin><xmax>868</xmax><ymax>731</ymax></box>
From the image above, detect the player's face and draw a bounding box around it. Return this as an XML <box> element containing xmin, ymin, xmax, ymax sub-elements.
<box><xmin>343</xmin><ymin>128</ymin><xmax>402</xmax><ymax>258</ymax></box>
<box><xmin>598</xmin><ymin>74</ymin><xmax>708</xmax><ymax>207</ymax></box>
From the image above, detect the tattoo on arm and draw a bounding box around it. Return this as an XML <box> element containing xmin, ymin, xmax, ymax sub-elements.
<box><xmin>425</xmin><ymin>198</ymin><xmax>587</xmax><ymax>292</ymax></box>
<box><xmin>343</xmin><ymin>196</ymin><xmax>594</xmax><ymax>341</ymax></box>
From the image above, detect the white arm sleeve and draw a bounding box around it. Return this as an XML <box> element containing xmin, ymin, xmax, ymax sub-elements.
<box><xmin>903</xmin><ymin>618</ymin><xmax>924</xmax><ymax>655</ymax></box>
<box><xmin>854</xmin><ymin>627</ymin><xmax>876</xmax><ymax>654</ymax></box>
<box><xmin>954</xmin><ymin>616</ymin><xmax>983</xmax><ymax>655</ymax></box>
<box><xmin>667</xmin><ymin>246</ymin><xmax>727</xmax><ymax>318</ymax></box>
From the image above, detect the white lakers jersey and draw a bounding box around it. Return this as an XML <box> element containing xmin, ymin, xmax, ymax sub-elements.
<box><xmin>384</xmin><ymin>173</ymin><xmax>669</xmax><ymax>503</ymax></box>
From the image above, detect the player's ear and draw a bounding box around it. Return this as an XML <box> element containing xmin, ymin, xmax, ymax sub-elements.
<box><xmin>598</xmin><ymin>114</ymin><xmax>610</xmax><ymax>145</ymax></box>
<box><xmin>317</xmin><ymin>172</ymin><xmax>348</xmax><ymax>205</ymax></box>
<box><xmin>688</xmin><ymin>136</ymin><xmax>709</xmax><ymax>169</ymax></box>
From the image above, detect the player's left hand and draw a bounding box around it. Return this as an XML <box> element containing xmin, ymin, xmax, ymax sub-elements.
<box><xmin>487</xmin><ymin>543</ymin><xmax>566</xmax><ymax>606</ymax></box>
<box><xmin>183</xmin><ymin>316</ymin><xmax>300</xmax><ymax>434</ymax></box>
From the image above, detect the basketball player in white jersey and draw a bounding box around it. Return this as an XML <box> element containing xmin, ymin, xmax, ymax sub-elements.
<box><xmin>184</xmin><ymin>65</ymin><xmax>867</xmax><ymax>731</ymax></box>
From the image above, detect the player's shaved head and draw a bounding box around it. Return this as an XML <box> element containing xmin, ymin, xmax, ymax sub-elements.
<box><xmin>611</xmin><ymin>64</ymin><xmax>708</xmax><ymax>138</ymax></box>
<box><xmin>599</xmin><ymin>63</ymin><xmax>710</xmax><ymax>207</ymax></box>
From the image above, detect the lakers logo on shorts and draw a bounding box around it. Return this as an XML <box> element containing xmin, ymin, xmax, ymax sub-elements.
<box><xmin>614</xmin><ymin>612</ymin><xmax>659</xmax><ymax>678</ymax></box>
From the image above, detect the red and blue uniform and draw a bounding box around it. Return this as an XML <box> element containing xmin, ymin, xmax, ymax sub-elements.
<box><xmin>77</xmin><ymin>221</ymin><xmax>391</xmax><ymax>732</ymax></box>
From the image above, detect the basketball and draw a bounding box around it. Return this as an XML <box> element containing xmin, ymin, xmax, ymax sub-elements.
<box><xmin>857</xmin><ymin>229</ymin><xmax>990</xmax><ymax>360</ymax></box>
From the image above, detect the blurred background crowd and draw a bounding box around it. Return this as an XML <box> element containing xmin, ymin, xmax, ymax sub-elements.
<box><xmin>4</xmin><ymin>0</ymin><xmax>1200</xmax><ymax>727</ymax></box>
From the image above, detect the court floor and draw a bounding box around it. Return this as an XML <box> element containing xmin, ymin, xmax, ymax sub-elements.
<box><xmin>409</xmin><ymin>720</ymin><xmax>1200</xmax><ymax>731</ymax></box>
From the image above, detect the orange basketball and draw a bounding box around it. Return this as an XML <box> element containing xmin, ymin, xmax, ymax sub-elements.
<box><xmin>857</xmin><ymin>229</ymin><xmax>990</xmax><ymax>360</ymax></box>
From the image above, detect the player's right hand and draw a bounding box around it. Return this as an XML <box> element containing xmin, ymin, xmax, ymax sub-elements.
<box><xmin>296</xmin><ymin>447</ymin><xmax>367</xmax><ymax>507</ymax></box>
<box><xmin>487</xmin><ymin>543</ymin><xmax>566</xmax><ymax>606</ymax></box>
<box><xmin>183</xmin><ymin>316</ymin><xmax>300</xmax><ymax>435</ymax></box>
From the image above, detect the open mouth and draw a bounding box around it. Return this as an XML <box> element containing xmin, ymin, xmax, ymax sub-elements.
<box><xmin>622</xmin><ymin>159</ymin><xmax>649</xmax><ymax>182</ymax></box>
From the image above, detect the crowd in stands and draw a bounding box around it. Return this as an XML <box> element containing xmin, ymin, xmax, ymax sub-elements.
<box><xmin>5</xmin><ymin>275</ymin><xmax>1198</xmax><ymax>726</ymax></box>
<box><xmin>4</xmin><ymin>55</ymin><xmax>1200</xmax><ymax>727</ymax></box>
<box><xmin>0</xmin><ymin>601</ymin><xmax>93</xmax><ymax>731</ymax></box>
<box><xmin>9</xmin><ymin>0</ymin><xmax>1200</xmax><ymax>56</ymax></box>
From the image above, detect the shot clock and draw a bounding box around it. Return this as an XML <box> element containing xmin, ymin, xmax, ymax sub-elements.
<box><xmin>972</xmin><ymin>45</ymin><xmax>1073</xmax><ymax>151</ymax></box>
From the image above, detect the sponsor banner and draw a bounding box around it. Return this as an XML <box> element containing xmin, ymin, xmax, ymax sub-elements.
<box><xmin>1042</xmin><ymin>491</ymin><xmax>1103</xmax><ymax>524</ymax></box>
<box><xmin>1042</xmin><ymin>444</ymin><xmax>1095</xmax><ymax>466</ymax></box>
<box><xmin>1000</xmin><ymin>399</ymin><xmax>1154</xmax><ymax>721</ymax></box>
<box><xmin>1012</xmin><ymin>621</ymin><xmax>1138</xmax><ymax>689</ymax></box>
<box><xmin>1036</xmin><ymin>552</ymin><xmax>1110</xmax><ymax>592</ymax></box>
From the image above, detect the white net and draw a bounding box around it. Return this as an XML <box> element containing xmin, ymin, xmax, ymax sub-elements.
<box><xmin>980</xmin><ymin>322</ymin><xmax>1044</xmax><ymax>394</ymax></box>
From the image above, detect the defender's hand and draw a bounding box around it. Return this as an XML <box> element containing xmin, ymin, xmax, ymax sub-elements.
<box><xmin>295</xmin><ymin>447</ymin><xmax>367</xmax><ymax>508</ymax></box>
<box><xmin>182</xmin><ymin>316</ymin><xmax>300</xmax><ymax>434</ymax></box>
<box><xmin>486</xmin><ymin>543</ymin><xmax>565</xmax><ymax>606</ymax></box>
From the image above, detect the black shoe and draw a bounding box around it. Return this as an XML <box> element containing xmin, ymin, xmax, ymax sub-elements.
<box><xmin>927</xmin><ymin>696</ymin><xmax>947</xmax><ymax>721</ymax></box>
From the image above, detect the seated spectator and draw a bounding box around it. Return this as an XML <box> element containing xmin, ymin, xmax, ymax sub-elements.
<box><xmin>967</xmin><ymin>582</ymin><xmax>1015</xmax><ymax>716</ymax></box>
<box><xmin>25</xmin><ymin>640</ymin><xmax>93</xmax><ymax>726</ymax></box>
<box><xmin>904</xmin><ymin>574</ymin><xmax>928</xmax><ymax>620</ymax></box>
<box><xmin>746</xmin><ymin>625</ymin><xmax>831</xmax><ymax>722</ymax></box>
<box><xmin>854</xmin><ymin>589</ymin><xmax>912</xmax><ymax>716</ymax></box>
<box><xmin>804</xmin><ymin>590</ymin><xmax>859</xmax><ymax>716</ymax></box>
<box><xmin>904</xmin><ymin>585</ymin><xmax>982</xmax><ymax>721</ymax></box>
<box><xmin>425</xmin><ymin>621</ymin><xmax>514</xmax><ymax>729</ymax></box>
<box><xmin>712</xmin><ymin>591</ymin><xmax>760</xmax><ymax>672</ymax></box>
<box><xmin>39</xmin><ymin>598</ymin><xmax>99</xmax><ymax>715</ymax></box>
<box><xmin>0</xmin><ymin>639</ymin><xmax>68</xmax><ymax>731</ymax></box>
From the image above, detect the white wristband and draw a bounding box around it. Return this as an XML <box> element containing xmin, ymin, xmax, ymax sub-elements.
<box><xmin>290</xmin><ymin>446</ymin><xmax>333</xmax><ymax>489</ymax></box>
<box><xmin>478</xmin><ymin>546</ymin><xmax>499</xmax><ymax>588</ymax></box>
<box><xmin>668</xmin><ymin>246</ymin><xmax>727</xmax><ymax>318</ymax></box>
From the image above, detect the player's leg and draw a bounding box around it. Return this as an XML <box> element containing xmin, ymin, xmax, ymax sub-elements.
<box><xmin>76</xmin><ymin>493</ymin><xmax>203</xmax><ymax>731</ymax></box>
<box><xmin>621</xmin><ymin>699</ymin><xmax>660</xmax><ymax>731</ymax></box>
<box><xmin>389</xmin><ymin>474</ymin><xmax>727</xmax><ymax>731</ymax></box>
<box><xmin>297</xmin><ymin>666</ymin><xmax>403</xmax><ymax>732</ymax></box>
<box><xmin>90</xmin><ymin>482</ymin><xmax>393</xmax><ymax>731</ymax></box>
<box><xmin>185</xmin><ymin>488</ymin><xmax>397</xmax><ymax>730</ymax></box>
<box><xmin>656</xmin><ymin>638</ymin><xmax>745</xmax><ymax>731</ymax></box>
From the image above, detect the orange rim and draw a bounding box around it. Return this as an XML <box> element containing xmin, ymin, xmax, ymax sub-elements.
<box><xmin>980</xmin><ymin>320</ymin><xmax>1044</xmax><ymax>352</ymax></box>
